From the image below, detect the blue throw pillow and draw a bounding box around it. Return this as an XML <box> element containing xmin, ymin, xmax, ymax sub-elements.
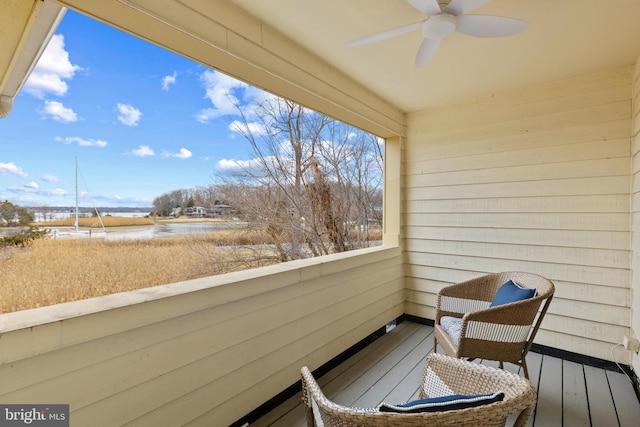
<box><xmin>378</xmin><ymin>392</ymin><xmax>505</xmax><ymax>413</ymax></box>
<box><xmin>490</xmin><ymin>280</ymin><xmax>536</xmax><ymax>307</ymax></box>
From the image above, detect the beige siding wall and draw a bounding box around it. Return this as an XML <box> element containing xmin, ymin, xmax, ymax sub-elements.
<box><xmin>631</xmin><ymin>58</ymin><xmax>640</xmax><ymax>375</ymax></box>
<box><xmin>0</xmin><ymin>246</ymin><xmax>403</xmax><ymax>426</ymax></box>
<box><xmin>404</xmin><ymin>67</ymin><xmax>633</xmax><ymax>362</ymax></box>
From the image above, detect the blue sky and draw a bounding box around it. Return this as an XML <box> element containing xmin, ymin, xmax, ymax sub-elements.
<box><xmin>0</xmin><ymin>9</ymin><xmax>267</xmax><ymax>209</ymax></box>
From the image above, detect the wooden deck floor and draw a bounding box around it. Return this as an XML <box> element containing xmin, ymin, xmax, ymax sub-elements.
<box><xmin>250</xmin><ymin>321</ymin><xmax>640</xmax><ymax>426</ymax></box>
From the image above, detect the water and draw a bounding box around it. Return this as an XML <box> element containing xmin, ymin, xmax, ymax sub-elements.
<box><xmin>32</xmin><ymin>210</ymin><xmax>248</xmax><ymax>240</ymax></box>
<box><xmin>33</xmin><ymin>211</ymin><xmax>151</xmax><ymax>222</ymax></box>
<box><xmin>104</xmin><ymin>221</ymin><xmax>248</xmax><ymax>240</ymax></box>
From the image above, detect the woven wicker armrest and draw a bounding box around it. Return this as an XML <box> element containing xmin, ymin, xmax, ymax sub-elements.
<box><xmin>452</xmin><ymin>302</ymin><xmax>540</xmax><ymax>363</ymax></box>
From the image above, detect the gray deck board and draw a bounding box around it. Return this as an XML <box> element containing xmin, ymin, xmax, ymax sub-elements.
<box><xmin>534</xmin><ymin>355</ymin><xmax>562</xmax><ymax>426</ymax></box>
<box><xmin>562</xmin><ymin>360</ymin><xmax>590</xmax><ymax>426</ymax></box>
<box><xmin>606</xmin><ymin>368</ymin><xmax>640</xmax><ymax>427</ymax></box>
<box><xmin>584</xmin><ymin>364</ymin><xmax>618</xmax><ymax>426</ymax></box>
<box><xmin>251</xmin><ymin>321</ymin><xmax>640</xmax><ymax>427</ymax></box>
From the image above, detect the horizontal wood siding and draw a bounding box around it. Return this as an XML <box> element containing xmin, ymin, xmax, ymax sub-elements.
<box><xmin>404</xmin><ymin>67</ymin><xmax>633</xmax><ymax>362</ymax></box>
<box><xmin>631</xmin><ymin>56</ymin><xmax>640</xmax><ymax>376</ymax></box>
<box><xmin>0</xmin><ymin>246</ymin><xmax>403</xmax><ymax>426</ymax></box>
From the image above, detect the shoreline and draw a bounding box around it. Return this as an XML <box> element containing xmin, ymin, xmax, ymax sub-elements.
<box><xmin>0</xmin><ymin>218</ymin><xmax>247</xmax><ymax>239</ymax></box>
<box><xmin>155</xmin><ymin>217</ymin><xmax>236</xmax><ymax>224</ymax></box>
<box><xmin>30</xmin><ymin>216</ymin><xmax>241</xmax><ymax>229</ymax></box>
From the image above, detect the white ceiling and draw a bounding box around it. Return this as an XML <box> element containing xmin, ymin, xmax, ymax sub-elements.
<box><xmin>228</xmin><ymin>0</ymin><xmax>640</xmax><ymax>112</ymax></box>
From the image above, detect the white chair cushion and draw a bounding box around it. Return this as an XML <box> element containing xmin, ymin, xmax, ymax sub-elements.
<box><xmin>440</xmin><ymin>316</ymin><xmax>462</xmax><ymax>345</ymax></box>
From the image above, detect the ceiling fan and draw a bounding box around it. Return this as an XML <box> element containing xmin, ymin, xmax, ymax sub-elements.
<box><xmin>348</xmin><ymin>0</ymin><xmax>528</xmax><ymax>67</ymax></box>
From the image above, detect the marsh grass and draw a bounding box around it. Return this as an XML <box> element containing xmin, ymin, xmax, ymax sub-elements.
<box><xmin>0</xmin><ymin>226</ymin><xmax>381</xmax><ymax>314</ymax></box>
<box><xmin>0</xmin><ymin>230</ymin><xmax>278</xmax><ymax>314</ymax></box>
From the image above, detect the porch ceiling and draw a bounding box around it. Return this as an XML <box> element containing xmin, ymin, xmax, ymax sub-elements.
<box><xmin>228</xmin><ymin>0</ymin><xmax>640</xmax><ymax>112</ymax></box>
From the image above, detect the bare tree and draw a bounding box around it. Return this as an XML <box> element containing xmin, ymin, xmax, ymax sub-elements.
<box><xmin>215</xmin><ymin>96</ymin><xmax>383</xmax><ymax>260</ymax></box>
<box><xmin>152</xmin><ymin>189</ymin><xmax>191</xmax><ymax>216</ymax></box>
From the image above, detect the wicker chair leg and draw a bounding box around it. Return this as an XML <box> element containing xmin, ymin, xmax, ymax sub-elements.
<box><xmin>522</xmin><ymin>358</ymin><xmax>529</xmax><ymax>379</ymax></box>
<box><xmin>301</xmin><ymin>376</ymin><xmax>317</xmax><ymax>427</ymax></box>
<box><xmin>513</xmin><ymin>404</ymin><xmax>535</xmax><ymax>427</ymax></box>
<box><xmin>305</xmin><ymin>410</ymin><xmax>315</xmax><ymax>427</ymax></box>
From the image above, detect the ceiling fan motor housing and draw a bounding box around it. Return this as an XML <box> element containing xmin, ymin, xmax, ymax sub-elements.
<box><xmin>423</xmin><ymin>14</ymin><xmax>457</xmax><ymax>39</ymax></box>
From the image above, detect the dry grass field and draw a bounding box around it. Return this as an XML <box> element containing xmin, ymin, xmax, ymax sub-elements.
<box><xmin>0</xmin><ymin>229</ymin><xmax>277</xmax><ymax>314</ymax></box>
<box><xmin>1</xmin><ymin>220</ymin><xmax>382</xmax><ymax>314</ymax></box>
<box><xmin>33</xmin><ymin>216</ymin><xmax>155</xmax><ymax>228</ymax></box>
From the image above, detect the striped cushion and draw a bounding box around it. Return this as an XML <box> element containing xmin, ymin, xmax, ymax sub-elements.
<box><xmin>378</xmin><ymin>392</ymin><xmax>505</xmax><ymax>413</ymax></box>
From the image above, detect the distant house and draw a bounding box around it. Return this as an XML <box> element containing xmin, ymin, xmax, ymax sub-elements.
<box><xmin>183</xmin><ymin>205</ymin><xmax>234</xmax><ymax>218</ymax></box>
<box><xmin>211</xmin><ymin>204</ymin><xmax>233</xmax><ymax>217</ymax></box>
<box><xmin>183</xmin><ymin>206</ymin><xmax>209</xmax><ymax>218</ymax></box>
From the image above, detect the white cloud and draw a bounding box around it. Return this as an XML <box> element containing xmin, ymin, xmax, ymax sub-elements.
<box><xmin>8</xmin><ymin>184</ymin><xmax>63</xmax><ymax>195</ymax></box>
<box><xmin>45</xmin><ymin>188</ymin><xmax>69</xmax><ymax>196</ymax></box>
<box><xmin>23</xmin><ymin>34</ymin><xmax>81</xmax><ymax>99</ymax></box>
<box><xmin>162</xmin><ymin>71</ymin><xmax>177</xmax><ymax>90</ymax></box>
<box><xmin>195</xmin><ymin>108</ymin><xmax>221</xmax><ymax>124</ymax></box>
<box><xmin>0</xmin><ymin>163</ymin><xmax>27</xmax><ymax>177</ymax></box>
<box><xmin>55</xmin><ymin>136</ymin><xmax>108</xmax><ymax>147</ymax></box>
<box><xmin>116</xmin><ymin>103</ymin><xmax>142</xmax><ymax>126</ymax></box>
<box><xmin>162</xmin><ymin>148</ymin><xmax>192</xmax><ymax>159</ymax></box>
<box><xmin>229</xmin><ymin>120</ymin><xmax>267</xmax><ymax>136</ymax></box>
<box><xmin>11</xmin><ymin>187</ymin><xmax>69</xmax><ymax>197</ymax></box>
<box><xmin>7</xmin><ymin>186</ymin><xmax>34</xmax><ymax>194</ymax></box>
<box><xmin>215</xmin><ymin>157</ymin><xmax>267</xmax><ymax>175</ymax></box>
<box><xmin>41</xmin><ymin>174</ymin><xmax>60</xmax><ymax>183</ymax></box>
<box><xmin>132</xmin><ymin>145</ymin><xmax>155</xmax><ymax>157</ymax></box>
<box><xmin>40</xmin><ymin>100</ymin><xmax>78</xmax><ymax>123</ymax></box>
<box><xmin>195</xmin><ymin>70</ymin><xmax>249</xmax><ymax>123</ymax></box>
<box><xmin>175</xmin><ymin>148</ymin><xmax>192</xmax><ymax>159</ymax></box>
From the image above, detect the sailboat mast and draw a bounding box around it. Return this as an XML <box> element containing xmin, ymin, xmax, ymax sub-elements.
<box><xmin>75</xmin><ymin>156</ymin><xmax>79</xmax><ymax>232</ymax></box>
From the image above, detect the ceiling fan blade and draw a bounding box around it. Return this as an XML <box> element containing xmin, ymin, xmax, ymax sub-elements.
<box><xmin>455</xmin><ymin>15</ymin><xmax>528</xmax><ymax>38</ymax></box>
<box><xmin>445</xmin><ymin>0</ymin><xmax>492</xmax><ymax>16</ymax></box>
<box><xmin>407</xmin><ymin>0</ymin><xmax>442</xmax><ymax>16</ymax></box>
<box><xmin>415</xmin><ymin>37</ymin><xmax>441</xmax><ymax>67</ymax></box>
<box><xmin>348</xmin><ymin>21</ymin><xmax>425</xmax><ymax>46</ymax></box>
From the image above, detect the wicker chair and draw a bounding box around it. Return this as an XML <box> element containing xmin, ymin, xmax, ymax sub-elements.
<box><xmin>434</xmin><ymin>271</ymin><xmax>555</xmax><ymax>379</ymax></box>
<box><xmin>301</xmin><ymin>353</ymin><xmax>537</xmax><ymax>427</ymax></box>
